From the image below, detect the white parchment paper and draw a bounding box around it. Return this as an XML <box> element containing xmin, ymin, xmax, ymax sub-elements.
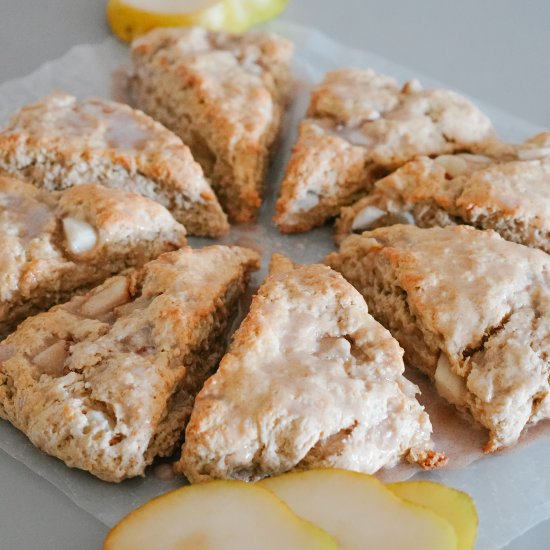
<box><xmin>0</xmin><ymin>21</ymin><xmax>548</xmax><ymax>549</ymax></box>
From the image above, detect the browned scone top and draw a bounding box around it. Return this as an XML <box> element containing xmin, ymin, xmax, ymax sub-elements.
<box><xmin>0</xmin><ymin>92</ymin><xmax>228</xmax><ymax>237</ymax></box>
<box><xmin>336</xmin><ymin>132</ymin><xmax>550</xmax><ymax>252</ymax></box>
<box><xmin>274</xmin><ymin>69</ymin><xmax>495</xmax><ymax>233</ymax></box>
<box><xmin>0</xmin><ymin>176</ymin><xmax>187</xmax><ymax>337</ymax></box>
<box><xmin>178</xmin><ymin>254</ymin><xmax>444</xmax><ymax>484</ymax></box>
<box><xmin>130</xmin><ymin>26</ymin><xmax>294</xmax><ymax>222</ymax></box>
<box><xmin>327</xmin><ymin>225</ymin><xmax>550</xmax><ymax>452</ymax></box>
<box><xmin>0</xmin><ymin>245</ymin><xmax>260</xmax><ymax>482</ymax></box>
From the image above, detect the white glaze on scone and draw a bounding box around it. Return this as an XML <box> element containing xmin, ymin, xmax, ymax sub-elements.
<box><xmin>179</xmin><ymin>255</ymin><xmax>444</xmax><ymax>483</ymax></box>
<box><xmin>275</xmin><ymin>68</ymin><xmax>495</xmax><ymax>233</ymax></box>
<box><xmin>336</xmin><ymin>132</ymin><xmax>550</xmax><ymax>252</ymax></box>
<box><xmin>327</xmin><ymin>225</ymin><xmax>550</xmax><ymax>452</ymax></box>
<box><xmin>130</xmin><ymin>27</ymin><xmax>294</xmax><ymax>222</ymax></box>
<box><xmin>0</xmin><ymin>93</ymin><xmax>228</xmax><ymax>236</ymax></box>
<box><xmin>0</xmin><ymin>176</ymin><xmax>187</xmax><ymax>336</ymax></box>
<box><xmin>0</xmin><ymin>246</ymin><xmax>259</xmax><ymax>481</ymax></box>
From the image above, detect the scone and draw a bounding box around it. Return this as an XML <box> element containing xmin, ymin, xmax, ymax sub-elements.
<box><xmin>274</xmin><ymin>69</ymin><xmax>495</xmax><ymax>233</ymax></box>
<box><xmin>178</xmin><ymin>254</ymin><xmax>445</xmax><ymax>483</ymax></box>
<box><xmin>327</xmin><ymin>225</ymin><xmax>550</xmax><ymax>452</ymax></box>
<box><xmin>130</xmin><ymin>27</ymin><xmax>294</xmax><ymax>222</ymax></box>
<box><xmin>336</xmin><ymin>132</ymin><xmax>550</xmax><ymax>252</ymax></box>
<box><xmin>0</xmin><ymin>176</ymin><xmax>187</xmax><ymax>337</ymax></box>
<box><xmin>0</xmin><ymin>245</ymin><xmax>259</xmax><ymax>482</ymax></box>
<box><xmin>0</xmin><ymin>93</ymin><xmax>228</xmax><ymax>237</ymax></box>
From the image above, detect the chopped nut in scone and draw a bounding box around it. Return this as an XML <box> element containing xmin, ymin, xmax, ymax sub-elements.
<box><xmin>327</xmin><ymin>225</ymin><xmax>550</xmax><ymax>452</ymax></box>
<box><xmin>336</xmin><ymin>132</ymin><xmax>550</xmax><ymax>252</ymax></box>
<box><xmin>130</xmin><ymin>26</ymin><xmax>294</xmax><ymax>222</ymax></box>
<box><xmin>0</xmin><ymin>93</ymin><xmax>228</xmax><ymax>237</ymax></box>
<box><xmin>274</xmin><ymin>69</ymin><xmax>495</xmax><ymax>233</ymax></box>
<box><xmin>0</xmin><ymin>245</ymin><xmax>260</xmax><ymax>481</ymax></box>
<box><xmin>0</xmin><ymin>176</ymin><xmax>187</xmax><ymax>337</ymax></box>
<box><xmin>178</xmin><ymin>254</ymin><xmax>444</xmax><ymax>483</ymax></box>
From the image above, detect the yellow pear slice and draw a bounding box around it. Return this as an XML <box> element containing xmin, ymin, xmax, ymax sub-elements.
<box><xmin>104</xmin><ymin>480</ymin><xmax>337</xmax><ymax>550</ymax></box>
<box><xmin>107</xmin><ymin>0</ymin><xmax>289</xmax><ymax>42</ymax></box>
<box><xmin>260</xmin><ymin>469</ymin><xmax>458</xmax><ymax>550</ymax></box>
<box><xmin>387</xmin><ymin>481</ymin><xmax>477</xmax><ymax>550</ymax></box>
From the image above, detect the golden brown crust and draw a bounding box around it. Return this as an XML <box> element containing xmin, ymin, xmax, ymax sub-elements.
<box><xmin>0</xmin><ymin>93</ymin><xmax>228</xmax><ymax>237</ymax></box>
<box><xmin>274</xmin><ymin>69</ymin><xmax>495</xmax><ymax>233</ymax></box>
<box><xmin>130</xmin><ymin>27</ymin><xmax>294</xmax><ymax>222</ymax></box>
<box><xmin>0</xmin><ymin>245</ymin><xmax>260</xmax><ymax>481</ymax></box>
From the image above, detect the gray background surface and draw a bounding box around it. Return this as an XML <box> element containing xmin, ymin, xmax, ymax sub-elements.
<box><xmin>0</xmin><ymin>1</ymin><xmax>548</xmax><ymax>548</ymax></box>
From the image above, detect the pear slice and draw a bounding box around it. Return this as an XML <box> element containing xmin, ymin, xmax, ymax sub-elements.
<box><xmin>104</xmin><ymin>480</ymin><xmax>337</xmax><ymax>550</ymax></box>
<box><xmin>260</xmin><ymin>469</ymin><xmax>458</xmax><ymax>550</ymax></box>
<box><xmin>387</xmin><ymin>481</ymin><xmax>477</xmax><ymax>550</ymax></box>
<box><xmin>107</xmin><ymin>0</ymin><xmax>289</xmax><ymax>42</ymax></box>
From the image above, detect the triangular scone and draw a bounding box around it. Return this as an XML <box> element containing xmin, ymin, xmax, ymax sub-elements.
<box><xmin>327</xmin><ymin>226</ymin><xmax>550</xmax><ymax>452</ymax></box>
<box><xmin>0</xmin><ymin>246</ymin><xmax>259</xmax><ymax>482</ymax></box>
<box><xmin>0</xmin><ymin>177</ymin><xmax>187</xmax><ymax>337</ymax></box>
<box><xmin>178</xmin><ymin>254</ymin><xmax>444</xmax><ymax>483</ymax></box>
<box><xmin>336</xmin><ymin>132</ymin><xmax>550</xmax><ymax>252</ymax></box>
<box><xmin>130</xmin><ymin>27</ymin><xmax>294</xmax><ymax>222</ymax></box>
<box><xmin>274</xmin><ymin>69</ymin><xmax>495</xmax><ymax>233</ymax></box>
<box><xmin>0</xmin><ymin>93</ymin><xmax>228</xmax><ymax>237</ymax></box>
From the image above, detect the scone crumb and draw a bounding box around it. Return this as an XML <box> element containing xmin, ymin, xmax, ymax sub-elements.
<box><xmin>408</xmin><ymin>448</ymin><xmax>449</xmax><ymax>470</ymax></box>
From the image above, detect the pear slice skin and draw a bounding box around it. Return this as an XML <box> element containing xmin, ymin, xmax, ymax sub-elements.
<box><xmin>260</xmin><ymin>469</ymin><xmax>458</xmax><ymax>550</ymax></box>
<box><xmin>387</xmin><ymin>481</ymin><xmax>478</xmax><ymax>550</ymax></box>
<box><xmin>104</xmin><ymin>480</ymin><xmax>338</xmax><ymax>550</ymax></box>
<box><xmin>107</xmin><ymin>0</ymin><xmax>289</xmax><ymax>42</ymax></box>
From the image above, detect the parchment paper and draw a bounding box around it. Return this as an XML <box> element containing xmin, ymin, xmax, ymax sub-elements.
<box><xmin>0</xmin><ymin>21</ymin><xmax>548</xmax><ymax>550</ymax></box>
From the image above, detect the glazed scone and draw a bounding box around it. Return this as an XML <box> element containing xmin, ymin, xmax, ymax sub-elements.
<box><xmin>274</xmin><ymin>69</ymin><xmax>495</xmax><ymax>233</ymax></box>
<box><xmin>178</xmin><ymin>254</ymin><xmax>445</xmax><ymax>483</ymax></box>
<box><xmin>327</xmin><ymin>225</ymin><xmax>550</xmax><ymax>452</ymax></box>
<box><xmin>0</xmin><ymin>93</ymin><xmax>228</xmax><ymax>237</ymax></box>
<box><xmin>130</xmin><ymin>27</ymin><xmax>294</xmax><ymax>222</ymax></box>
<box><xmin>0</xmin><ymin>176</ymin><xmax>187</xmax><ymax>337</ymax></box>
<box><xmin>0</xmin><ymin>245</ymin><xmax>259</xmax><ymax>482</ymax></box>
<box><xmin>336</xmin><ymin>132</ymin><xmax>550</xmax><ymax>252</ymax></box>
